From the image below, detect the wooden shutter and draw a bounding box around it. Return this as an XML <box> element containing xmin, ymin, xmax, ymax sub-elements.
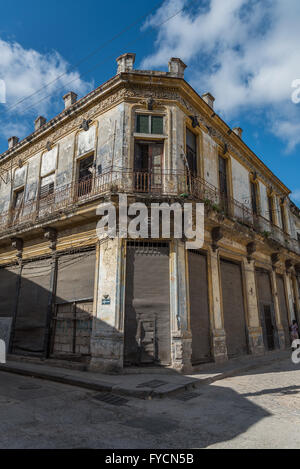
<box><xmin>0</xmin><ymin>265</ymin><xmax>19</xmax><ymax>318</ymax></box>
<box><xmin>13</xmin><ymin>258</ymin><xmax>52</xmax><ymax>355</ymax></box>
<box><xmin>151</xmin><ymin>116</ymin><xmax>163</xmax><ymax>135</ymax></box>
<box><xmin>220</xmin><ymin>259</ymin><xmax>248</xmax><ymax>358</ymax></box>
<box><xmin>276</xmin><ymin>275</ymin><xmax>290</xmax><ymax>347</ymax></box>
<box><xmin>124</xmin><ymin>242</ymin><xmax>171</xmax><ymax>366</ymax></box>
<box><xmin>55</xmin><ymin>249</ymin><xmax>96</xmax><ymax>304</ymax></box>
<box><xmin>188</xmin><ymin>251</ymin><xmax>211</xmax><ymax>364</ymax></box>
<box><xmin>136</xmin><ymin>115</ymin><xmax>149</xmax><ymax>134</ymax></box>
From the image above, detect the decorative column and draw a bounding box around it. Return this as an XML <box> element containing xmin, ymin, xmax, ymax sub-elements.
<box><xmin>170</xmin><ymin>240</ymin><xmax>192</xmax><ymax>373</ymax></box>
<box><xmin>207</xmin><ymin>246</ymin><xmax>227</xmax><ymax>362</ymax></box>
<box><xmin>284</xmin><ymin>262</ymin><xmax>296</xmax><ymax>322</ymax></box>
<box><xmin>9</xmin><ymin>238</ymin><xmax>24</xmax><ymax>354</ymax></box>
<box><xmin>90</xmin><ymin>238</ymin><xmax>125</xmax><ymax>372</ymax></box>
<box><xmin>242</xmin><ymin>257</ymin><xmax>264</xmax><ymax>355</ymax></box>
<box><xmin>293</xmin><ymin>266</ymin><xmax>300</xmax><ymax>323</ymax></box>
<box><xmin>270</xmin><ymin>268</ymin><xmax>286</xmax><ymax>349</ymax></box>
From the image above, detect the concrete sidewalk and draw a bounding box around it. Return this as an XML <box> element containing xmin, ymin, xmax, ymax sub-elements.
<box><xmin>0</xmin><ymin>350</ymin><xmax>290</xmax><ymax>399</ymax></box>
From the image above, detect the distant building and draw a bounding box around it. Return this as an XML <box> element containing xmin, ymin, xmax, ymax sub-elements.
<box><xmin>0</xmin><ymin>53</ymin><xmax>299</xmax><ymax>372</ymax></box>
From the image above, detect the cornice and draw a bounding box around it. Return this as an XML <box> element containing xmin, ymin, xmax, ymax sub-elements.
<box><xmin>0</xmin><ymin>71</ymin><xmax>291</xmax><ymax>196</ymax></box>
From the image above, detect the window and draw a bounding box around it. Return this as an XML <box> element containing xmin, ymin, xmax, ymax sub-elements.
<box><xmin>219</xmin><ymin>156</ymin><xmax>228</xmax><ymax>196</ymax></box>
<box><xmin>280</xmin><ymin>204</ymin><xmax>287</xmax><ymax>232</ymax></box>
<box><xmin>13</xmin><ymin>187</ymin><xmax>24</xmax><ymax>210</ymax></box>
<box><xmin>77</xmin><ymin>154</ymin><xmax>94</xmax><ymax>196</ymax></box>
<box><xmin>136</xmin><ymin>115</ymin><xmax>164</xmax><ymax>135</ymax></box>
<box><xmin>134</xmin><ymin>141</ymin><xmax>163</xmax><ymax>192</ymax></box>
<box><xmin>186</xmin><ymin>129</ymin><xmax>197</xmax><ymax>176</ymax></box>
<box><xmin>250</xmin><ymin>181</ymin><xmax>258</xmax><ymax>215</ymax></box>
<box><xmin>40</xmin><ymin>173</ymin><xmax>55</xmax><ymax>199</ymax></box>
<box><xmin>218</xmin><ymin>156</ymin><xmax>229</xmax><ymax>213</ymax></box>
<box><xmin>268</xmin><ymin>195</ymin><xmax>274</xmax><ymax>224</ymax></box>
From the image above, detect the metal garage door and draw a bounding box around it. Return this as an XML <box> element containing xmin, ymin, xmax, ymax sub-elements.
<box><xmin>256</xmin><ymin>269</ymin><xmax>278</xmax><ymax>351</ymax></box>
<box><xmin>51</xmin><ymin>249</ymin><xmax>96</xmax><ymax>357</ymax></box>
<box><xmin>0</xmin><ymin>264</ymin><xmax>19</xmax><ymax>318</ymax></box>
<box><xmin>124</xmin><ymin>242</ymin><xmax>171</xmax><ymax>366</ymax></box>
<box><xmin>188</xmin><ymin>251</ymin><xmax>211</xmax><ymax>364</ymax></box>
<box><xmin>220</xmin><ymin>259</ymin><xmax>248</xmax><ymax>358</ymax></box>
<box><xmin>276</xmin><ymin>275</ymin><xmax>290</xmax><ymax>347</ymax></box>
<box><xmin>12</xmin><ymin>258</ymin><xmax>52</xmax><ymax>355</ymax></box>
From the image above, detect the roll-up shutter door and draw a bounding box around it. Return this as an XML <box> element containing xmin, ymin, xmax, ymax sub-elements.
<box><xmin>55</xmin><ymin>249</ymin><xmax>96</xmax><ymax>303</ymax></box>
<box><xmin>188</xmin><ymin>251</ymin><xmax>211</xmax><ymax>364</ymax></box>
<box><xmin>13</xmin><ymin>258</ymin><xmax>52</xmax><ymax>355</ymax></box>
<box><xmin>124</xmin><ymin>242</ymin><xmax>171</xmax><ymax>366</ymax></box>
<box><xmin>255</xmin><ymin>269</ymin><xmax>278</xmax><ymax>351</ymax></box>
<box><xmin>0</xmin><ymin>264</ymin><xmax>19</xmax><ymax>318</ymax></box>
<box><xmin>276</xmin><ymin>275</ymin><xmax>290</xmax><ymax>347</ymax></box>
<box><xmin>52</xmin><ymin>249</ymin><xmax>96</xmax><ymax>357</ymax></box>
<box><xmin>220</xmin><ymin>259</ymin><xmax>248</xmax><ymax>358</ymax></box>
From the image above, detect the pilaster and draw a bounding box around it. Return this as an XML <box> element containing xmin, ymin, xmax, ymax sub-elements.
<box><xmin>207</xmin><ymin>246</ymin><xmax>228</xmax><ymax>362</ymax></box>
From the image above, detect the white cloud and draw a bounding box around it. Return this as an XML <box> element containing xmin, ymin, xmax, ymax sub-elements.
<box><xmin>292</xmin><ymin>189</ymin><xmax>300</xmax><ymax>200</ymax></box>
<box><xmin>0</xmin><ymin>38</ymin><xmax>92</xmax><ymax>141</ymax></box>
<box><xmin>142</xmin><ymin>0</ymin><xmax>300</xmax><ymax>152</ymax></box>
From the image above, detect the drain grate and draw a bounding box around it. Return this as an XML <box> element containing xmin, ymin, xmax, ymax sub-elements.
<box><xmin>93</xmin><ymin>393</ymin><xmax>129</xmax><ymax>406</ymax></box>
<box><xmin>136</xmin><ymin>380</ymin><xmax>168</xmax><ymax>389</ymax></box>
<box><xmin>176</xmin><ymin>392</ymin><xmax>201</xmax><ymax>402</ymax></box>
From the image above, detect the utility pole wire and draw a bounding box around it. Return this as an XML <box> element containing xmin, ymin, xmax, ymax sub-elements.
<box><xmin>2</xmin><ymin>0</ymin><xmax>166</xmax><ymax>115</ymax></box>
<box><xmin>4</xmin><ymin>3</ymin><xmax>187</xmax><ymax>118</ymax></box>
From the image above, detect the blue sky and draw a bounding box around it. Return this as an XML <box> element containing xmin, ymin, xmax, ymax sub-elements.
<box><xmin>0</xmin><ymin>0</ymin><xmax>299</xmax><ymax>205</ymax></box>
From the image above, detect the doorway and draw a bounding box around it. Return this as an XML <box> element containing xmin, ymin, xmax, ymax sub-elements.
<box><xmin>124</xmin><ymin>242</ymin><xmax>171</xmax><ymax>366</ymax></box>
<box><xmin>134</xmin><ymin>141</ymin><xmax>163</xmax><ymax>193</ymax></box>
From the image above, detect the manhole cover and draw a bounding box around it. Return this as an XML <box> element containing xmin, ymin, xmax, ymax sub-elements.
<box><xmin>136</xmin><ymin>380</ymin><xmax>168</xmax><ymax>389</ymax></box>
<box><xmin>18</xmin><ymin>384</ymin><xmax>42</xmax><ymax>391</ymax></box>
<box><xmin>93</xmin><ymin>393</ymin><xmax>129</xmax><ymax>406</ymax></box>
<box><xmin>176</xmin><ymin>392</ymin><xmax>201</xmax><ymax>402</ymax></box>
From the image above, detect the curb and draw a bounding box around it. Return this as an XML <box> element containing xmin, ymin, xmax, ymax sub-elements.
<box><xmin>0</xmin><ymin>352</ymin><xmax>290</xmax><ymax>400</ymax></box>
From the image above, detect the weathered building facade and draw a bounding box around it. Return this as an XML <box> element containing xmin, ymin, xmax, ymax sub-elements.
<box><xmin>0</xmin><ymin>53</ymin><xmax>299</xmax><ymax>372</ymax></box>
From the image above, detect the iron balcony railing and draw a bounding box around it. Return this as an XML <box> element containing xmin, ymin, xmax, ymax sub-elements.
<box><xmin>0</xmin><ymin>169</ymin><xmax>297</xmax><ymax>253</ymax></box>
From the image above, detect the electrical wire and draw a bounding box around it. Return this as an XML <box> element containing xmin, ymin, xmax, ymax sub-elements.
<box><xmin>1</xmin><ymin>0</ymin><xmax>166</xmax><ymax>115</ymax></box>
<box><xmin>3</xmin><ymin>3</ymin><xmax>187</xmax><ymax>119</ymax></box>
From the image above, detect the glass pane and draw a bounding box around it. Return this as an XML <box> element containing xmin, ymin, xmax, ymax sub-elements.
<box><xmin>151</xmin><ymin>116</ymin><xmax>163</xmax><ymax>135</ymax></box>
<box><xmin>136</xmin><ymin>115</ymin><xmax>149</xmax><ymax>134</ymax></box>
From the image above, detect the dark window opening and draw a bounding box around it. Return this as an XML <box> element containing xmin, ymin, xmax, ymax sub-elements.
<box><xmin>134</xmin><ymin>141</ymin><xmax>163</xmax><ymax>192</ymax></box>
<box><xmin>77</xmin><ymin>154</ymin><xmax>94</xmax><ymax>196</ymax></box>
<box><xmin>13</xmin><ymin>188</ymin><xmax>24</xmax><ymax>210</ymax></box>
<box><xmin>250</xmin><ymin>181</ymin><xmax>258</xmax><ymax>215</ymax></box>
<box><xmin>218</xmin><ymin>155</ymin><xmax>228</xmax><ymax>213</ymax></box>
<box><xmin>268</xmin><ymin>195</ymin><xmax>274</xmax><ymax>224</ymax></box>
<box><xmin>136</xmin><ymin>115</ymin><xmax>164</xmax><ymax>135</ymax></box>
<box><xmin>186</xmin><ymin>129</ymin><xmax>197</xmax><ymax>177</ymax></box>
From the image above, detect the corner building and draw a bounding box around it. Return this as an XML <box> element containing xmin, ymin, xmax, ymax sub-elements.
<box><xmin>0</xmin><ymin>53</ymin><xmax>300</xmax><ymax>372</ymax></box>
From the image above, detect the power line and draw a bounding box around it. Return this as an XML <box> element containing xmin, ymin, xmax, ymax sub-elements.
<box><xmin>3</xmin><ymin>3</ymin><xmax>187</xmax><ymax>118</ymax></box>
<box><xmin>2</xmin><ymin>0</ymin><xmax>166</xmax><ymax>115</ymax></box>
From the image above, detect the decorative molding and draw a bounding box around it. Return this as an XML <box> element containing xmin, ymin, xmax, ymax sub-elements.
<box><xmin>211</xmin><ymin>226</ymin><xmax>223</xmax><ymax>252</ymax></box>
<box><xmin>11</xmin><ymin>237</ymin><xmax>24</xmax><ymax>258</ymax></box>
<box><xmin>247</xmin><ymin>241</ymin><xmax>257</xmax><ymax>263</ymax></box>
<box><xmin>43</xmin><ymin>227</ymin><xmax>57</xmax><ymax>251</ymax></box>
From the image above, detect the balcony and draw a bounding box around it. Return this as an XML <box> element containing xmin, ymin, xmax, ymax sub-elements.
<box><xmin>0</xmin><ymin>170</ymin><xmax>297</xmax><ymax>254</ymax></box>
